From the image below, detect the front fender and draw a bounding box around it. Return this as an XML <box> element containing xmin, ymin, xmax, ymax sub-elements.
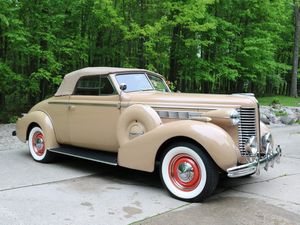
<box><xmin>16</xmin><ymin>111</ymin><xmax>59</xmax><ymax>149</ymax></box>
<box><xmin>260</xmin><ymin>121</ymin><xmax>270</xmax><ymax>137</ymax></box>
<box><xmin>118</xmin><ymin>120</ymin><xmax>238</xmax><ymax>172</ymax></box>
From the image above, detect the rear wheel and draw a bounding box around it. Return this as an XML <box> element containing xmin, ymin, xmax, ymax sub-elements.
<box><xmin>160</xmin><ymin>142</ymin><xmax>219</xmax><ymax>202</ymax></box>
<box><xmin>28</xmin><ymin>126</ymin><xmax>54</xmax><ymax>162</ymax></box>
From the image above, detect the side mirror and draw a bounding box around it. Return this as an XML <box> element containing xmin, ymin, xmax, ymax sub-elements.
<box><xmin>120</xmin><ymin>83</ymin><xmax>127</xmax><ymax>91</ymax></box>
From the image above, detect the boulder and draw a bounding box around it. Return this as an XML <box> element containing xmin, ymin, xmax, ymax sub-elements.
<box><xmin>283</xmin><ymin>107</ymin><xmax>294</xmax><ymax>116</ymax></box>
<box><xmin>280</xmin><ymin>115</ymin><xmax>296</xmax><ymax>125</ymax></box>
<box><xmin>260</xmin><ymin>114</ymin><xmax>270</xmax><ymax>124</ymax></box>
<box><xmin>260</xmin><ymin>106</ymin><xmax>299</xmax><ymax>125</ymax></box>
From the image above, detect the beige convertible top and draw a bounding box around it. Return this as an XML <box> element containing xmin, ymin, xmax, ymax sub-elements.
<box><xmin>55</xmin><ymin>67</ymin><xmax>152</xmax><ymax>96</ymax></box>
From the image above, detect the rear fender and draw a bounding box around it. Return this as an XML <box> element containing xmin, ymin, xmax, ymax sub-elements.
<box><xmin>16</xmin><ymin>111</ymin><xmax>59</xmax><ymax>149</ymax></box>
<box><xmin>118</xmin><ymin>120</ymin><xmax>238</xmax><ymax>172</ymax></box>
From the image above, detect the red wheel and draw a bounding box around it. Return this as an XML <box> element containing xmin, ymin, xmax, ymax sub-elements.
<box><xmin>168</xmin><ymin>154</ymin><xmax>201</xmax><ymax>191</ymax></box>
<box><xmin>28</xmin><ymin>126</ymin><xmax>54</xmax><ymax>162</ymax></box>
<box><xmin>31</xmin><ymin>131</ymin><xmax>46</xmax><ymax>156</ymax></box>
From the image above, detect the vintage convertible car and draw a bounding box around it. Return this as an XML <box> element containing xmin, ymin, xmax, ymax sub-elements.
<box><xmin>14</xmin><ymin>67</ymin><xmax>281</xmax><ymax>202</ymax></box>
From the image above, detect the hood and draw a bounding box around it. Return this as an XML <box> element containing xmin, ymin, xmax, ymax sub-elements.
<box><xmin>124</xmin><ymin>91</ymin><xmax>258</xmax><ymax>110</ymax></box>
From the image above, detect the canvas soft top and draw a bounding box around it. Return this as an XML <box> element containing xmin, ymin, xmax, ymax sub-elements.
<box><xmin>55</xmin><ymin>67</ymin><xmax>151</xmax><ymax>96</ymax></box>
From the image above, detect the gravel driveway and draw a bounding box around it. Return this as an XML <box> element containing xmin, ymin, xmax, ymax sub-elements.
<box><xmin>0</xmin><ymin>124</ymin><xmax>26</xmax><ymax>151</ymax></box>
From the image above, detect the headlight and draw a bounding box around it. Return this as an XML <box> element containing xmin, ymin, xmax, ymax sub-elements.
<box><xmin>262</xmin><ymin>132</ymin><xmax>273</xmax><ymax>154</ymax></box>
<box><xmin>230</xmin><ymin>109</ymin><xmax>240</xmax><ymax>125</ymax></box>
<box><xmin>245</xmin><ymin>136</ymin><xmax>258</xmax><ymax>155</ymax></box>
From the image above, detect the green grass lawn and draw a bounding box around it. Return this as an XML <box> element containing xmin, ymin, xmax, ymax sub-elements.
<box><xmin>258</xmin><ymin>96</ymin><xmax>300</xmax><ymax>107</ymax></box>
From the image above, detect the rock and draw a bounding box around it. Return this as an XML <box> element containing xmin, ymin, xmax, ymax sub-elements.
<box><xmin>269</xmin><ymin>113</ymin><xmax>277</xmax><ymax>124</ymax></box>
<box><xmin>260</xmin><ymin>106</ymin><xmax>299</xmax><ymax>126</ymax></box>
<box><xmin>280</xmin><ymin>115</ymin><xmax>296</xmax><ymax>125</ymax></box>
<box><xmin>272</xmin><ymin>104</ymin><xmax>281</xmax><ymax>109</ymax></box>
<box><xmin>260</xmin><ymin>114</ymin><xmax>270</xmax><ymax>124</ymax></box>
<box><xmin>260</xmin><ymin>106</ymin><xmax>269</xmax><ymax>114</ymax></box>
<box><xmin>272</xmin><ymin>116</ymin><xmax>282</xmax><ymax>124</ymax></box>
<box><xmin>283</xmin><ymin>107</ymin><xmax>294</xmax><ymax>116</ymax></box>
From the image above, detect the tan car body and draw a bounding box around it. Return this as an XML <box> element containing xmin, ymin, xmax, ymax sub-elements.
<box><xmin>16</xmin><ymin>67</ymin><xmax>272</xmax><ymax>173</ymax></box>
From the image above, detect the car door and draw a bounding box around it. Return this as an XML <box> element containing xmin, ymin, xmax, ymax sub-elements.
<box><xmin>46</xmin><ymin>95</ymin><xmax>70</xmax><ymax>144</ymax></box>
<box><xmin>68</xmin><ymin>75</ymin><xmax>120</xmax><ymax>152</ymax></box>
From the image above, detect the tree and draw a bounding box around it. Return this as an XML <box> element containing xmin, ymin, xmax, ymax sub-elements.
<box><xmin>0</xmin><ymin>0</ymin><xmax>298</xmax><ymax>123</ymax></box>
<box><xmin>291</xmin><ymin>0</ymin><xmax>299</xmax><ymax>97</ymax></box>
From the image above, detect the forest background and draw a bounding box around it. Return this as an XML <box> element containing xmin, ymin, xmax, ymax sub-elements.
<box><xmin>0</xmin><ymin>0</ymin><xmax>299</xmax><ymax>122</ymax></box>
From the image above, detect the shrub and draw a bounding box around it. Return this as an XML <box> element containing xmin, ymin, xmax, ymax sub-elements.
<box><xmin>8</xmin><ymin>116</ymin><xmax>18</xmax><ymax>123</ymax></box>
<box><xmin>271</xmin><ymin>97</ymin><xmax>280</xmax><ymax>105</ymax></box>
<box><xmin>275</xmin><ymin>110</ymin><xmax>288</xmax><ymax>117</ymax></box>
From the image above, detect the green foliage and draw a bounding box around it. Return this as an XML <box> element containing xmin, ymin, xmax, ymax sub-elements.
<box><xmin>166</xmin><ymin>80</ymin><xmax>178</xmax><ymax>92</ymax></box>
<box><xmin>271</xmin><ymin>97</ymin><xmax>281</xmax><ymax>105</ymax></box>
<box><xmin>0</xmin><ymin>0</ymin><xmax>298</xmax><ymax>122</ymax></box>
<box><xmin>8</xmin><ymin>116</ymin><xmax>18</xmax><ymax>123</ymax></box>
<box><xmin>258</xmin><ymin>96</ymin><xmax>300</xmax><ymax>106</ymax></box>
<box><xmin>275</xmin><ymin>110</ymin><xmax>288</xmax><ymax>117</ymax></box>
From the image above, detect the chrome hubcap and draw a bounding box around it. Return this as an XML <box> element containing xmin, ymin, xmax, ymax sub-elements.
<box><xmin>177</xmin><ymin>162</ymin><xmax>194</xmax><ymax>182</ymax></box>
<box><xmin>32</xmin><ymin>131</ymin><xmax>46</xmax><ymax>156</ymax></box>
<box><xmin>35</xmin><ymin>138</ymin><xmax>44</xmax><ymax>150</ymax></box>
<box><xmin>168</xmin><ymin>154</ymin><xmax>201</xmax><ymax>191</ymax></box>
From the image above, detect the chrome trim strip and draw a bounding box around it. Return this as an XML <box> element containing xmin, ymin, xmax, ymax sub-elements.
<box><xmin>48</xmin><ymin>101</ymin><xmax>239</xmax><ymax>114</ymax></box>
<box><xmin>69</xmin><ymin>102</ymin><xmax>119</xmax><ymax>107</ymax></box>
<box><xmin>48</xmin><ymin>101</ymin><xmax>68</xmax><ymax>105</ymax></box>
<box><xmin>151</xmin><ymin>105</ymin><xmax>220</xmax><ymax>110</ymax></box>
<box><xmin>257</xmin><ymin>103</ymin><xmax>262</xmax><ymax>156</ymax></box>
<box><xmin>48</xmin><ymin>101</ymin><xmax>119</xmax><ymax>108</ymax></box>
<box><xmin>156</xmin><ymin>110</ymin><xmax>202</xmax><ymax>119</ymax></box>
<box><xmin>120</xmin><ymin>104</ymin><xmax>220</xmax><ymax>110</ymax></box>
<box><xmin>49</xmin><ymin>101</ymin><xmax>233</xmax><ymax>111</ymax></box>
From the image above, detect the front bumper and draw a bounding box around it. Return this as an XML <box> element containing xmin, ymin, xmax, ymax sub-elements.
<box><xmin>227</xmin><ymin>145</ymin><xmax>282</xmax><ymax>178</ymax></box>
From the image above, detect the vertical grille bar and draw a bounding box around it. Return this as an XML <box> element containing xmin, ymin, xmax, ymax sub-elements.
<box><xmin>238</xmin><ymin>108</ymin><xmax>256</xmax><ymax>156</ymax></box>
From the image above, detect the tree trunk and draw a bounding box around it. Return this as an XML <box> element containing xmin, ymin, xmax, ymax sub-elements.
<box><xmin>138</xmin><ymin>0</ymin><xmax>145</xmax><ymax>68</ymax></box>
<box><xmin>291</xmin><ymin>2</ymin><xmax>300</xmax><ymax>97</ymax></box>
<box><xmin>0</xmin><ymin>92</ymin><xmax>5</xmax><ymax>109</ymax></box>
<box><xmin>169</xmin><ymin>25</ymin><xmax>180</xmax><ymax>83</ymax></box>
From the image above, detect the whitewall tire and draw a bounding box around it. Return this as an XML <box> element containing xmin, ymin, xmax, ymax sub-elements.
<box><xmin>160</xmin><ymin>142</ymin><xmax>219</xmax><ymax>202</ymax></box>
<box><xmin>28</xmin><ymin>126</ymin><xmax>54</xmax><ymax>162</ymax></box>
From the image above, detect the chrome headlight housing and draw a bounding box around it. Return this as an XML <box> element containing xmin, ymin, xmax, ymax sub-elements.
<box><xmin>245</xmin><ymin>136</ymin><xmax>258</xmax><ymax>155</ymax></box>
<box><xmin>262</xmin><ymin>132</ymin><xmax>272</xmax><ymax>146</ymax></box>
<box><xmin>230</xmin><ymin>109</ymin><xmax>240</xmax><ymax>125</ymax></box>
<box><xmin>262</xmin><ymin>132</ymin><xmax>273</xmax><ymax>153</ymax></box>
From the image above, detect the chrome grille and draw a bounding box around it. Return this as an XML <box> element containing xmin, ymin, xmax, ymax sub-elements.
<box><xmin>238</xmin><ymin>108</ymin><xmax>256</xmax><ymax>156</ymax></box>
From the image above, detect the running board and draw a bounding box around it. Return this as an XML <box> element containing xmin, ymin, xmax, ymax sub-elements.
<box><xmin>49</xmin><ymin>146</ymin><xmax>118</xmax><ymax>166</ymax></box>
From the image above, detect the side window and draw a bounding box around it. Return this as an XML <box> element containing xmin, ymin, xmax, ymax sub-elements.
<box><xmin>74</xmin><ymin>76</ymin><xmax>115</xmax><ymax>96</ymax></box>
<box><xmin>99</xmin><ymin>77</ymin><xmax>115</xmax><ymax>95</ymax></box>
<box><xmin>74</xmin><ymin>76</ymin><xmax>100</xmax><ymax>95</ymax></box>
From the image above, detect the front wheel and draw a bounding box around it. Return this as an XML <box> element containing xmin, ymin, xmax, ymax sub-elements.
<box><xmin>160</xmin><ymin>142</ymin><xmax>219</xmax><ymax>202</ymax></box>
<box><xmin>28</xmin><ymin>126</ymin><xmax>54</xmax><ymax>163</ymax></box>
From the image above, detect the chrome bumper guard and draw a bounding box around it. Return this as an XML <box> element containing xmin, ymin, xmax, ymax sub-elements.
<box><xmin>227</xmin><ymin>145</ymin><xmax>282</xmax><ymax>178</ymax></box>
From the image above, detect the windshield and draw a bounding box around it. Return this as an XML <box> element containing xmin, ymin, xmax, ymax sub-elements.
<box><xmin>116</xmin><ymin>73</ymin><xmax>170</xmax><ymax>92</ymax></box>
<box><xmin>148</xmin><ymin>74</ymin><xmax>170</xmax><ymax>92</ymax></box>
